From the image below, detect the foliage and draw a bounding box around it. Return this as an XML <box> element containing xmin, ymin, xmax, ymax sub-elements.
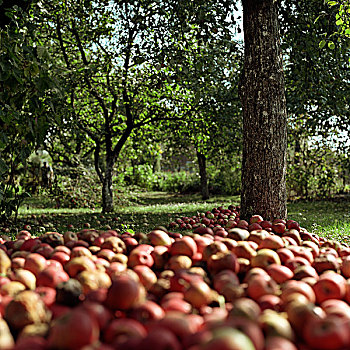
<box><xmin>50</xmin><ymin>164</ymin><xmax>101</xmax><ymax>209</ymax></box>
<box><xmin>29</xmin><ymin>0</ymin><xmax>241</xmax><ymax>211</ymax></box>
<box><xmin>0</xmin><ymin>2</ymin><xmax>58</xmax><ymax>222</ymax></box>
<box><xmin>322</xmin><ymin>0</ymin><xmax>350</xmax><ymax>41</ymax></box>
<box><xmin>281</xmin><ymin>0</ymin><xmax>350</xmax><ymax>138</ymax></box>
<box><xmin>287</xmin><ymin>116</ymin><xmax>349</xmax><ymax>200</ymax></box>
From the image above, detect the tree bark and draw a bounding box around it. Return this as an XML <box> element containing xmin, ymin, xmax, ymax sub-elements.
<box><xmin>102</xmin><ymin>166</ymin><xmax>114</xmax><ymax>213</ymax></box>
<box><xmin>239</xmin><ymin>0</ymin><xmax>288</xmax><ymax>220</ymax></box>
<box><xmin>197</xmin><ymin>151</ymin><xmax>209</xmax><ymax>200</ymax></box>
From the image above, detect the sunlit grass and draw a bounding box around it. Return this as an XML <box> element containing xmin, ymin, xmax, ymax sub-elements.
<box><xmin>9</xmin><ymin>192</ymin><xmax>350</xmax><ymax>242</ymax></box>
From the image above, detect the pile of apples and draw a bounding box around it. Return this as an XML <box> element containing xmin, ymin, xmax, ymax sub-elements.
<box><xmin>1</xmin><ymin>206</ymin><xmax>350</xmax><ymax>350</ymax></box>
<box><xmin>169</xmin><ymin>205</ymin><xmax>239</xmax><ymax>230</ymax></box>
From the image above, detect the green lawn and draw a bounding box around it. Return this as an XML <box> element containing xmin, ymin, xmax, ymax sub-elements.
<box><xmin>4</xmin><ymin>191</ymin><xmax>349</xmax><ymax>243</ymax></box>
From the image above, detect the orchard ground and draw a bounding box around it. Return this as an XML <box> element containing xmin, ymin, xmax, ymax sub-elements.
<box><xmin>4</xmin><ymin>191</ymin><xmax>349</xmax><ymax>244</ymax></box>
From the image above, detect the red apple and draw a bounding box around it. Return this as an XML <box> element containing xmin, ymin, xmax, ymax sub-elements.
<box><xmin>303</xmin><ymin>315</ymin><xmax>350</xmax><ymax>350</ymax></box>
<box><xmin>169</xmin><ymin>236</ymin><xmax>197</xmax><ymax>257</ymax></box>
<box><xmin>48</xmin><ymin>308</ymin><xmax>100</xmax><ymax>349</ymax></box>
<box><xmin>313</xmin><ymin>271</ymin><xmax>346</xmax><ymax>304</ymax></box>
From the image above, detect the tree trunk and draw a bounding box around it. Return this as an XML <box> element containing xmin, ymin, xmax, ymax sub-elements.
<box><xmin>102</xmin><ymin>167</ymin><xmax>114</xmax><ymax>213</ymax></box>
<box><xmin>239</xmin><ymin>0</ymin><xmax>288</xmax><ymax>220</ymax></box>
<box><xmin>197</xmin><ymin>151</ymin><xmax>209</xmax><ymax>200</ymax></box>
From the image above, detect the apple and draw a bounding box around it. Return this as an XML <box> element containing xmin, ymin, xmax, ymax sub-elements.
<box><xmin>35</xmin><ymin>286</ymin><xmax>56</xmax><ymax>307</ymax></box>
<box><xmin>285</xmin><ymin>298</ymin><xmax>325</xmax><ymax>337</ymax></box>
<box><xmin>5</xmin><ymin>290</ymin><xmax>49</xmax><ymax>331</ymax></box>
<box><xmin>283</xmin><ymin>229</ymin><xmax>302</xmax><ymax>245</ymax></box>
<box><xmin>169</xmin><ymin>236</ymin><xmax>197</xmax><ymax>258</ymax></box>
<box><xmin>266</xmin><ymin>264</ymin><xmax>294</xmax><ymax>284</ymax></box>
<box><xmin>260</xmin><ymin>221</ymin><xmax>273</xmax><ymax>230</ymax></box>
<box><xmin>313</xmin><ymin>271</ymin><xmax>346</xmax><ymax>304</ymax></box>
<box><xmin>11</xmin><ymin>257</ymin><xmax>26</xmax><ymax>270</ymax></box>
<box><xmin>250</xmin><ymin>215</ymin><xmax>264</xmax><ymax>224</ymax></box>
<box><xmin>303</xmin><ymin>315</ymin><xmax>350</xmax><ymax>350</ymax></box>
<box><xmin>33</xmin><ymin>243</ymin><xmax>54</xmax><ymax>259</ymax></box>
<box><xmin>272</xmin><ymin>222</ymin><xmax>286</xmax><ymax>235</ymax></box>
<box><xmin>193</xmin><ymin>226</ymin><xmax>215</xmax><ymax>236</ymax></box>
<box><xmin>246</xmin><ymin>274</ymin><xmax>279</xmax><ymax>301</ymax></box>
<box><xmin>65</xmin><ymin>256</ymin><xmax>96</xmax><ymax>278</ymax></box>
<box><xmin>276</xmin><ymin>248</ymin><xmax>295</xmax><ymax>264</ymax></box>
<box><xmin>202</xmin><ymin>241</ymin><xmax>228</xmax><ymax>262</ymax></box>
<box><xmin>0</xmin><ymin>318</ymin><xmax>14</xmax><ymax>349</ymax></box>
<box><xmin>103</xmin><ymin>318</ymin><xmax>147</xmax><ymax>345</ymax></box>
<box><xmin>148</xmin><ymin>230</ymin><xmax>172</xmax><ymax>246</ymax></box>
<box><xmin>258</xmin><ymin>235</ymin><xmax>284</xmax><ymax>250</ymax></box>
<box><xmin>101</xmin><ymin>236</ymin><xmax>126</xmax><ymax>254</ymax></box>
<box><xmin>313</xmin><ymin>254</ymin><xmax>340</xmax><ymax>274</ymax></box>
<box><xmin>132</xmin><ymin>265</ymin><xmax>157</xmax><ymax>290</ymax></box>
<box><xmin>225</xmin><ymin>316</ymin><xmax>265</xmax><ymax>350</ymax></box>
<box><xmin>9</xmin><ymin>269</ymin><xmax>36</xmax><ymax>290</ymax></box>
<box><xmin>257</xmin><ymin>294</ymin><xmax>282</xmax><ymax>312</ymax></box>
<box><xmin>71</xmin><ymin>246</ymin><xmax>92</xmax><ymax>258</ymax></box>
<box><xmin>37</xmin><ymin>266</ymin><xmax>69</xmax><ymax>288</ymax></box>
<box><xmin>284</xmin><ymin>256</ymin><xmax>311</xmax><ymax>272</ymax></box>
<box><xmin>151</xmin><ymin>246</ymin><xmax>170</xmax><ymax>270</ymax></box>
<box><xmin>207</xmin><ymin>252</ymin><xmax>239</xmax><ymax>275</ymax></box>
<box><xmin>321</xmin><ymin>299</ymin><xmax>350</xmax><ymax>319</ymax></box>
<box><xmin>302</xmin><ymin>241</ymin><xmax>320</xmax><ymax>259</ymax></box>
<box><xmin>147</xmin><ymin>311</ymin><xmax>198</xmax><ymax>342</ymax></box>
<box><xmin>77</xmin><ymin>269</ymin><xmax>112</xmax><ymax>294</ymax></box>
<box><xmin>293</xmin><ymin>265</ymin><xmax>319</xmax><ymax>281</ymax></box>
<box><xmin>286</xmin><ymin>220</ymin><xmax>300</xmax><ymax>232</ymax></box>
<box><xmin>251</xmin><ymin>249</ymin><xmax>281</xmax><ymax>269</ymax></box>
<box><xmin>228</xmin><ymin>228</ymin><xmax>250</xmax><ymax>241</ymax></box>
<box><xmin>19</xmin><ymin>238</ymin><xmax>41</xmax><ymax>252</ymax></box>
<box><xmin>213</xmin><ymin>269</ymin><xmax>240</xmax><ymax>293</ymax></box>
<box><xmin>50</xmin><ymin>251</ymin><xmax>70</xmax><ymax>265</ymax></box>
<box><xmin>259</xmin><ymin>309</ymin><xmax>295</xmax><ymax>341</ymax></box>
<box><xmin>63</xmin><ymin>231</ymin><xmax>78</xmax><ymax>244</ymax></box>
<box><xmin>341</xmin><ymin>255</ymin><xmax>350</xmax><ymax>278</ymax></box>
<box><xmin>193</xmin><ymin>235</ymin><xmax>212</xmax><ymax>254</ymax></box>
<box><xmin>161</xmin><ymin>297</ymin><xmax>192</xmax><ymax>314</ymax></box>
<box><xmin>128</xmin><ymin>249</ymin><xmax>154</xmax><ymax>268</ymax></box>
<box><xmin>281</xmin><ymin>280</ymin><xmax>316</xmax><ymax>304</ymax></box>
<box><xmin>287</xmin><ymin>246</ymin><xmax>314</xmax><ymax>264</ymax></box>
<box><xmin>232</xmin><ymin>241</ymin><xmax>257</xmax><ymax>260</ymax></box>
<box><xmin>201</xmin><ymin>326</ymin><xmax>255</xmax><ymax>350</ymax></box>
<box><xmin>265</xmin><ymin>336</ymin><xmax>298</xmax><ymax>350</ymax></box>
<box><xmin>104</xmin><ymin>273</ymin><xmax>145</xmax><ymax>311</ymax></box>
<box><xmin>169</xmin><ymin>270</ymin><xmax>203</xmax><ymax>293</ymax></box>
<box><xmin>184</xmin><ymin>280</ymin><xmax>214</xmax><ymax>309</ymax></box>
<box><xmin>48</xmin><ymin>308</ymin><xmax>100</xmax><ymax>349</ymax></box>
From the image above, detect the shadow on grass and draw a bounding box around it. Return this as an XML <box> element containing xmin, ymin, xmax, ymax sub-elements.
<box><xmin>7</xmin><ymin>192</ymin><xmax>349</xmax><ymax>240</ymax></box>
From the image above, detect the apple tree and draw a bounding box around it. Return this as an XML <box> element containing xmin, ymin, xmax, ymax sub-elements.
<box><xmin>31</xmin><ymin>0</ymin><xmax>239</xmax><ymax>212</ymax></box>
<box><xmin>0</xmin><ymin>1</ymin><xmax>58</xmax><ymax>221</ymax></box>
<box><xmin>280</xmin><ymin>0</ymin><xmax>350</xmax><ymax>199</ymax></box>
<box><xmin>239</xmin><ymin>0</ymin><xmax>288</xmax><ymax>220</ymax></box>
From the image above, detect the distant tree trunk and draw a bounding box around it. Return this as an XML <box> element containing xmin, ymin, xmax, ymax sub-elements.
<box><xmin>239</xmin><ymin>0</ymin><xmax>288</xmax><ymax>220</ymax></box>
<box><xmin>197</xmin><ymin>151</ymin><xmax>209</xmax><ymax>200</ymax></box>
<box><xmin>102</xmin><ymin>166</ymin><xmax>114</xmax><ymax>213</ymax></box>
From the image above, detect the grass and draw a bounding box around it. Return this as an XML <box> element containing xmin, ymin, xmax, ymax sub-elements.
<box><xmin>2</xmin><ymin>191</ymin><xmax>350</xmax><ymax>243</ymax></box>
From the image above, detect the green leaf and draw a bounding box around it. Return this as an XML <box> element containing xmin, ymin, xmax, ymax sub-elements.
<box><xmin>327</xmin><ymin>1</ymin><xmax>338</xmax><ymax>6</ymax></box>
<box><xmin>336</xmin><ymin>19</ymin><xmax>343</xmax><ymax>26</ymax></box>
<box><xmin>328</xmin><ymin>41</ymin><xmax>335</xmax><ymax>49</ymax></box>
<box><xmin>319</xmin><ymin>40</ymin><xmax>326</xmax><ymax>48</ymax></box>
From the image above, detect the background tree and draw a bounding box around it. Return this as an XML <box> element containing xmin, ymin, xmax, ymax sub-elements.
<box><xmin>0</xmin><ymin>1</ymin><xmax>57</xmax><ymax>221</ymax></box>
<box><xmin>32</xmin><ymin>0</ymin><xmax>239</xmax><ymax>212</ymax></box>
